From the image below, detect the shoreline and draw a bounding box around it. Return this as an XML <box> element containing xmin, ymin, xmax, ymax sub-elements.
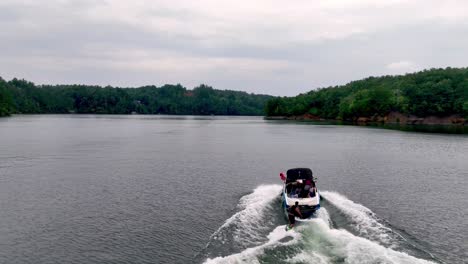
<box><xmin>265</xmin><ymin>113</ymin><xmax>468</xmax><ymax>134</ymax></box>
<box><xmin>1</xmin><ymin>113</ymin><xmax>264</xmax><ymax>117</ymax></box>
<box><xmin>265</xmin><ymin>112</ymin><xmax>467</xmax><ymax>126</ymax></box>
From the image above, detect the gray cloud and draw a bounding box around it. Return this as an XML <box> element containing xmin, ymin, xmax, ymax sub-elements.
<box><xmin>1</xmin><ymin>0</ymin><xmax>468</xmax><ymax>95</ymax></box>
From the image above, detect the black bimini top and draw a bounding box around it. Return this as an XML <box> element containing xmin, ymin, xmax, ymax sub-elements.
<box><xmin>286</xmin><ymin>168</ymin><xmax>313</xmax><ymax>183</ymax></box>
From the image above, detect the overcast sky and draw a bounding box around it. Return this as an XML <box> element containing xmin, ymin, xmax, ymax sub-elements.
<box><xmin>1</xmin><ymin>0</ymin><xmax>468</xmax><ymax>95</ymax></box>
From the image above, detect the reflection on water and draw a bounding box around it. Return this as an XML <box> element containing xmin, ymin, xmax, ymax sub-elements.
<box><xmin>371</xmin><ymin>123</ymin><xmax>468</xmax><ymax>134</ymax></box>
<box><xmin>268</xmin><ymin>119</ymin><xmax>468</xmax><ymax>134</ymax></box>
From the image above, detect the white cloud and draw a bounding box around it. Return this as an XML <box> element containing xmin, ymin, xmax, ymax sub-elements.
<box><xmin>386</xmin><ymin>60</ymin><xmax>418</xmax><ymax>72</ymax></box>
<box><xmin>78</xmin><ymin>0</ymin><xmax>468</xmax><ymax>45</ymax></box>
<box><xmin>5</xmin><ymin>0</ymin><xmax>468</xmax><ymax>46</ymax></box>
<box><xmin>1</xmin><ymin>0</ymin><xmax>468</xmax><ymax>95</ymax></box>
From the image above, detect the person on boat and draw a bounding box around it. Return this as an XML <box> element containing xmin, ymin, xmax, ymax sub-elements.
<box><xmin>288</xmin><ymin>201</ymin><xmax>303</xmax><ymax>228</ymax></box>
<box><xmin>295</xmin><ymin>179</ymin><xmax>304</xmax><ymax>196</ymax></box>
<box><xmin>309</xmin><ymin>186</ymin><xmax>316</xmax><ymax>197</ymax></box>
<box><xmin>308</xmin><ymin>178</ymin><xmax>317</xmax><ymax>197</ymax></box>
<box><xmin>286</xmin><ymin>180</ymin><xmax>301</xmax><ymax>197</ymax></box>
<box><xmin>301</xmin><ymin>179</ymin><xmax>312</xmax><ymax>198</ymax></box>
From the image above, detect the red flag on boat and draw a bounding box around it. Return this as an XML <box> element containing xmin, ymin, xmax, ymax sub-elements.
<box><xmin>279</xmin><ymin>172</ymin><xmax>286</xmax><ymax>182</ymax></box>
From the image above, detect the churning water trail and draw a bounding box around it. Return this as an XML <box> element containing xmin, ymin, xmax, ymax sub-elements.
<box><xmin>320</xmin><ymin>191</ymin><xmax>440</xmax><ymax>262</ymax></box>
<box><xmin>320</xmin><ymin>191</ymin><xmax>397</xmax><ymax>247</ymax></box>
<box><xmin>211</xmin><ymin>185</ymin><xmax>283</xmax><ymax>244</ymax></box>
<box><xmin>198</xmin><ymin>185</ymin><xmax>284</xmax><ymax>259</ymax></box>
<box><xmin>201</xmin><ymin>185</ymin><xmax>439</xmax><ymax>264</ymax></box>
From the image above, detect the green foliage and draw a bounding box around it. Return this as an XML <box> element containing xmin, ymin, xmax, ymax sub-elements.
<box><xmin>266</xmin><ymin>67</ymin><xmax>468</xmax><ymax>119</ymax></box>
<box><xmin>339</xmin><ymin>87</ymin><xmax>394</xmax><ymax>119</ymax></box>
<box><xmin>0</xmin><ymin>78</ymin><xmax>14</xmax><ymax>116</ymax></box>
<box><xmin>1</xmin><ymin>78</ymin><xmax>272</xmax><ymax>116</ymax></box>
<box><xmin>462</xmin><ymin>101</ymin><xmax>468</xmax><ymax>118</ymax></box>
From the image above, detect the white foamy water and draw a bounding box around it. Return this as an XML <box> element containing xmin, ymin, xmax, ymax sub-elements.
<box><xmin>209</xmin><ymin>184</ymin><xmax>282</xmax><ymax>245</ymax></box>
<box><xmin>320</xmin><ymin>191</ymin><xmax>397</xmax><ymax>246</ymax></box>
<box><xmin>206</xmin><ymin>218</ymin><xmax>436</xmax><ymax>264</ymax></box>
<box><xmin>294</xmin><ymin>219</ymin><xmax>436</xmax><ymax>264</ymax></box>
<box><xmin>205</xmin><ymin>226</ymin><xmax>301</xmax><ymax>264</ymax></box>
<box><xmin>204</xmin><ymin>188</ymin><xmax>437</xmax><ymax>264</ymax></box>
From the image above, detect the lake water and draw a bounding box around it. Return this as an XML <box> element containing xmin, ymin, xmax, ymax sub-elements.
<box><xmin>0</xmin><ymin>115</ymin><xmax>467</xmax><ymax>264</ymax></box>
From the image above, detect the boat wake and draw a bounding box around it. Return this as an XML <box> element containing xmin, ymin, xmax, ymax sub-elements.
<box><xmin>320</xmin><ymin>191</ymin><xmax>398</xmax><ymax>247</ymax></box>
<box><xmin>200</xmin><ymin>185</ymin><xmax>439</xmax><ymax>264</ymax></box>
<box><xmin>200</xmin><ymin>185</ymin><xmax>284</xmax><ymax>258</ymax></box>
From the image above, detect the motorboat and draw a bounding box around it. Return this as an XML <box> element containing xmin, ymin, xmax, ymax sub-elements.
<box><xmin>280</xmin><ymin>168</ymin><xmax>320</xmax><ymax>222</ymax></box>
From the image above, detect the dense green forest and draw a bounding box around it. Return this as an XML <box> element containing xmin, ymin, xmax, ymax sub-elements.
<box><xmin>266</xmin><ymin>68</ymin><xmax>468</xmax><ymax>120</ymax></box>
<box><xmin>0</xmin><ymin>77</ymin><xmax>272</xmax><ymax>116</ymax></box>
<box><xmin>2</xmin><ymin>67</ymin><xmax>467</xmax><ymax>119</ymax></box>
<box><xmin>0</xmin><ymin>78</ymin><xmax>14</xmax><ymax>116</ymax></box>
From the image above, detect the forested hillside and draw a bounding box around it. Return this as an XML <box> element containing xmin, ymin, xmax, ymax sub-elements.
<box><xmin>265</xmin><ymin>68</ymin><xmax>468</xmax><ymax>121</ymax></box>
<box><xmin>0</xmin><ymin>78</ymin><xmax>272</xmax><ymax>116</ymax></box>
<box><xmin>3</xmin><ymin>67</ymin><xmax>468</xmax><ymax>120</ymax></box>
<box><xmin>0</xmin><ymin>78</ymin><xmax>14</xmax><ymax>116</ymax></box>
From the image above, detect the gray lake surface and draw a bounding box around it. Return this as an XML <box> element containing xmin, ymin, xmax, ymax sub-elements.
<box><xmin>0</xmin><ymin>115</ymin><xmax>467</xmax><ymax>264</ymax></box>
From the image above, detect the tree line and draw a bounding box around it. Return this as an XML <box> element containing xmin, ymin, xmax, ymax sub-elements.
<box><xmin>0</xmin><ymin>77</ymin><xmax>273</xmax><ymax>116</ymax></box>
<box><xmin>265</xmin><ymin>67</ymin><xmax>468</xmax><ymax>120</ymax></box>
<box><xmin>2</xmin><ymin>67</ymin><xmax>467</xmax><ymax>119</ymax></box>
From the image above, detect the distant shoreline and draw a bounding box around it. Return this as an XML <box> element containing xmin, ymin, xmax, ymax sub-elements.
<box><xmin>265</xmin><ymin>112</ymin><xmax>467</xmax><ymax>126</ymax></box>
<box><xmin>2</xmin><ymin>113</ymin><xmax>264</xmax><ymax>117</ymax></box>
<box><xmin>265</xmin><ymin>113</ymin><xmax>468</xmax><ymax>134</ymax></box>
<box><xmin>3</xmin><ymin>114</ymin><xmax>467</xmax><ymax>133</ymax></box>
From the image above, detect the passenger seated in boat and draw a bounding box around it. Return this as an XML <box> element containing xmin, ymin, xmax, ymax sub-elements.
<box><xmin>309</xmin><ymin>187</ymin><xmax>316</xmax><ymax>198</ymax></box>
<box><xmin>286</xmin><ymin>180</ymin><xmax>302</xmax><ymax>197</ymax></box>
<box><xmin>294</xmin><ymin>187</ymin><xmax>302</xmax><ymax>198</ymax></box>
<box><xmin>301</xmin><ymin>179</ymin><xmax>312</xmax><ymax>198</ymax></box>
<box><xmin>288</xmin><ymin>186</ymin><xmax>299</xmax><ymax>198</ymax></box>
<box><xmin>296</xmin><ymin>179</ymin><xmax>303</xmax><ymax>192</ymax></box>
<box><xmin>309</xmin><ymin>178</ymin><xmax>317</xmax><ymax>197</ymax></box>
